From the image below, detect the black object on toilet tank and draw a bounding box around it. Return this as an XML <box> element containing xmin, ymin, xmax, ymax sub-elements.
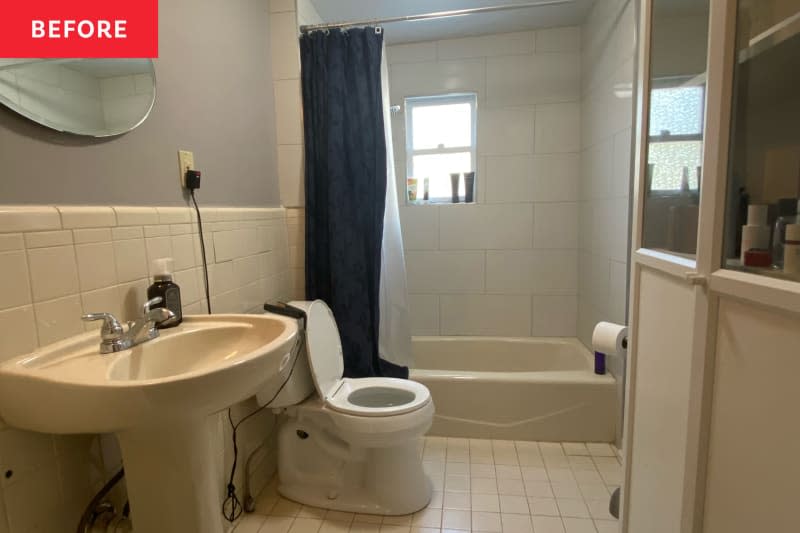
<box><xmin>594</xmin><ymin>351</ymin><xmax>606</xmax><ymax>375</ymax></box>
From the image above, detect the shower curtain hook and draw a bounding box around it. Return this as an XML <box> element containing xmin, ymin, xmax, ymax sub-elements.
<box><xmin>375</xmin><ymin>26</ymin><xmax>383</xmax><ymax>34</ymax></box>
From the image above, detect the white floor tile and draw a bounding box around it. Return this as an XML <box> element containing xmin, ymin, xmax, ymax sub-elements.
<box><xmin>380</xmin><ymin>526</ymin><xmax>411</xmax><ymax>533</ymax></box>
<box><xmin>383</xmin><ymin>515</ymin><xmax>413</xmax><ymax>526</ymax></box>
<box><xmin>586</xmin><ymin>499</ymin><xmax>615</xmax><ymax>521</ymax></box>
<box><xmin>350</xmin><ymin>524</ymin><xmax>381</xmax><ymax>533</ymax></box>
<box><xmin>289</xmin><ymin>518</ymin><xmax>323</xmax><ymax>533</ymax></box>
<box><xmin>428</xmin><ymin>491</ymin><xmax>444</xmax><ymax>509</ymax></box>
<box><xmin>471</xmin><ymin>464</ymin><xmax>497</xmax><ymax>478</ymax></box>
<box><xmin>539</xmin><ymin>443</ymin><xmax>565</xmax><ymax>456</ymax></box>
<box><xmin>258</xmin><ymin>516</ymin><xmax>295</xmax><ymax>533</ymax></box>
<box><xmin>442</xmin><ymin>509</ymin><xmax>471</xmax><ymax>530</ymax></box>
<box><xmin>530</xmin><ymin>515</ymin><xmax>565</xmax><ymax>533</ymax></box>
<box><xmin>318</xmin><ymin>520</ymin><xmax>351</xmax><ymax>533</ymax></box>
<box><xmin>547</xmin><ymin>469</ymin><xmax>576</xmax><ymax>482</ymax></box>
<box><xmin>551</xmin><ymin>480</ymin><xmax>582</xmax><ymax>499</ymax></box>
<box><xmin>445</xmin><ymin>474</ymin><xmax>471</xmax><ymax>492</ymax></box>
<box><xmin>412</xmin><ymin>508</ymin><xmax>442</xmax><ymax>528</ymax></box>
<box><xmin>472</xmin><ymin>511</ymin><xmax>502</xmax><ymax>532</ymax></box>
<box><xmin>529</xmin><ymin>497</ymin><xmax>560</xmax><ymax>517</ymax></box>
<box><xmin>471</xmin><ymin>477</ymin><xmax>499</xmax><ymax>494</ymax></box>
<box><xmin>499</xmin><ymin>494</ymin><xmax>530</xmax><ymax>514</ymax></box>
<box><xmin>495</xmin><ymin>465</ymin><xmax>523</xmax><ymax>479</ymax></box>
<box><xmin>324</xmin><ymin>511</ymin><xmax>354</xmax><ymax>523</ymax></box>
<box><xmin>573</xmin><ymin>470</ymin><xmax>603</xmax><ymax>484</ymax></box>
<box><xmin>446</xmin><ymin>462</ymin><xmax>470</xmax><ymax>476</ymax></box>
<box><xmin>443</xmin><ymin>491</ymin><xmax>471</xmax><ymax>510</ymax></box>
<box><xmin>562</xmin><ymin>443</ymin><xmax>590</xmax><ymax>456</ymax></box>
<box><xmin>593</xmin><ymin>520</ymin><xmax>619</xmax><ymax>533</ymax></box>
<box><xmin>497</xmin><ymin>477</ymin><xmax>526</xmax><ymax>495</ymax></box>
<box><xmin>472</xmin><ymin>493</ymin><xmax>501</xmax><ymax>513</ymax></box>
<box><xmin>272</xmin><ymin>498</ymin><xmax>303</xmax><ymax>517</ymax></box>
<box><xmin>354</xmin><ymin>514</ymin><xmax>384</xmax><ymax>524</ymax></box>
<box><xmin>235</xmin><ymin>514</ymin><xmax>266</xmax><ymax>533</ymax></box>
<box><xmin>521</xmin><ymin>467</ymin><xmax>549</xmax><ymax>482</ymax></box>
<box><xmin>298</xmin><ymin>506</ymin><xmax>327</xmax><ymax>519</ymax></box>
<box><xmin>556</xmin><ymin>499</ymin><xmax>590</xmax><ymax>519</ymax></box>
<box><xmin>586</xmin><ymin>444</ymin><xmax>615</xmax><ymax>457</ymax></box>
<box><xmin>501</xmin><ymin>513</ymin><xmax>534</xmax><ymax>533</ymax></box>
<box><xmin>562</xmin><ymin>517</ymin><xmax>597</xmax><ymax>533</ymax></box>
<box><xmin>410</xmin><ymin>528</ymin><xmax>440</xmax><ymax>533</ymax></box>
<box><xmin>524</xmin><ymin>480</ymin><xmax>554</xmax><ymax>498</ymax></box>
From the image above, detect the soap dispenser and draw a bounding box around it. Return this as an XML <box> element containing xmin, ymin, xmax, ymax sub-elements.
<box><xmin>148</xmin><ymin>257</ymin><xmax>182</xmax><ymax>328</ymax></box>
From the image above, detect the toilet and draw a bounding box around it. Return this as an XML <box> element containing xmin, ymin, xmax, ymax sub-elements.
<box><xmin>257</xmin><ymin>300</ymin><xmax>435</xmax><ymax>515</ymax></box>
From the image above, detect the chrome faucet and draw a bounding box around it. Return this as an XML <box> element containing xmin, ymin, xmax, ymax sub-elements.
<box><xmin>82</xmin><ymin>297</ymin><xmax>176</xmax><ymax>354</ymax></box>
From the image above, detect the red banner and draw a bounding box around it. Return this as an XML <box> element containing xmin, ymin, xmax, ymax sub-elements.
<box><xmin>0</xmin><ymin>0</ymin><xmax>158</xmax><ymax>58</ymax></box>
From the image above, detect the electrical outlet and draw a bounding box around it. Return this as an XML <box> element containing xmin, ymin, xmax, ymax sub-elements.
<box><xmin>178</xmin><ymin>150</ymin><xmax>195</xmax><ymax>187</ymax></box>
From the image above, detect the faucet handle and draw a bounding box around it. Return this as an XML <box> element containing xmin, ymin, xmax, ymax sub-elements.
<box><xmin>142</xmin><ymin>296</ymin><xmax>163</xmax><ymax>314</ymax></box>
<box><xmin>81</xmin><ymin>312</ymin><xmax>124</xmax><ymax>341</ymax></box>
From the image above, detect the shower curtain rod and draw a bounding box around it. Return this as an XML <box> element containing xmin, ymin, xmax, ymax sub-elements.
<box><xmin>299</xmin><ymin>0</ymin><xmax>574</xmax><ymax>33</ymax></box>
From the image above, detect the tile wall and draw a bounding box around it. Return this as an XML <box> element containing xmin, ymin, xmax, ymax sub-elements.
<box><xmin>0</xmin><ymin>204</ymin><xmax>301</xmax><ymax>532</ymax></box>
<box><xmin>387</xmin><ymin>29</ymin><xmax>582</xmax><ymax>338</ymax></box>
<box><xmin>578</xmin><ymin>0</ymin><xmax>637</xmax><ymax>443</ymax></box>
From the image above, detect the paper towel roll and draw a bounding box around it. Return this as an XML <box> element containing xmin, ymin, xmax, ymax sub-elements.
<box><xmin>592</xmin><ymin>321</ymin><xmax>628</xmax><ymax>356</ymax></box>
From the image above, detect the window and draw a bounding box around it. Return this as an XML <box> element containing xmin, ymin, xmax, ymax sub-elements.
<box><xmin>647</xmin><ymin>80</ymin><xmax>705</xmax><ymax>192</ymax></box>
<box><xmin>405</xmin><ymin>93</ymin><xmax>477</xmax><ymax>203</ymax></box>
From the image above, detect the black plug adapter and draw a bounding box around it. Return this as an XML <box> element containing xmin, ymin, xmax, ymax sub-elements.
<box><xmin>185</xmin><ymin>169</ymin><xmax>201</xmax><ymax>190</ymax></box>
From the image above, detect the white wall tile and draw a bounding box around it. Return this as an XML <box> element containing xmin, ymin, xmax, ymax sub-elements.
<box><xmin>0</xmin><ymin>206</ymin><xmax>61</xmax><ymax>232</ymax></box>
<box><xmin>114</xmin><ymin>239</ymin><xmax>148</xmax><ymax>283</ymax></box>
<box><xmin>74</xmin><ymin>242</ymin><xmax>117</xmax><ymax>292</ymax></box>
<box><xmin>0</xmin><ymin>234</ymin><xmax>23</xmax><ymax>252</ymax></box>
<box><xmin>80</xmin><ymin>286</ymin><xmax>124</xmax><ymax>327</ymax></box>
<box><xmin>0</xmin><ymin>306</ymin><xmax>38</xmax><ymax>362</ymax></box>
<box><xmin>270</xmin><ymin>11</ymin><xmax>300</xmax><ymax>80</ymax></box>
<box><xmin>484</xmin><ymin>155</ymin><xmax>534</xmax><ymax>204</ymax></box>
<box><xmin>387</xmin><ymin>42</ymin><xmax>437</xmax><ymax>64</ymax></box>
<box><xmin>486</xmin><ymin>250</ymin><xmax>577</xmax><ymax>294</ymax></box>
<box><xmin>437</xmin><ymin>32</ymin><xmax>535</xmax><ymax>60</ymax></box>
<box><xmin>112</xmin><ymin>226</ymin><xmax>143</xmax><ymax>241</ymax></box>
<box><xmin>531</xmin><ymin>154</ymin><xmax>581</xmax><ymax>202</ymax></box>
<box><xmin>532</xmin><ymin>294</ymin><xmax>578</xmax><ymax>337</ymax></box>
<box><xmin>73</xmin><ymin>228</ymin><xmax>112</xmax><ymax>244</ymax></box>
<box><xmin>57</xmin><ymin>206</ymin><xmax>115</xmax><ymax>229</ymax></box>
<box><xmin>118</xmin><ymin>279</ymin><xmax>149</xmax><ymax>320</ymax></box>
<box><xmin>487</xmin><ymin>53</ymin><xmax>580</xmax><ymax>107</ymax></box>
<box><xmin>278</xmin><ymin>144</ymin><xmax>304</xmax><ymax>208</ymax></box>
<box><xmin>27</xmin><ymin>246</ymin><xmax>79</xmax><ymax>302</ymax></box>
<box><xmin>611</xmin><ymin>128</ymin><xmax>633</xmax><ymax>197</ymax></box>
<box><xmin>34</xmin><ymin>295</ymin><xmax>83</xmax><ymax>346</ymax></box>
<box><xmin>269</xmin><ymin>0</ymin><xmax>295</xmax><ymax>13</ymax></box>
<box><xmin>171</xmin><ymin>234</ymin><xmax>196</xmax><ymax>271</ymax></box>
<box><xmin>439</xmin><ymin>204</ymin><xmax>533</xmax><ymax>250</ymax></box>
<box><xmin>440</xmin><ymin>294</ymin><xmax>531</xmax><ymax>336</ymax></box>
<box><xmin>535</xmin><ymin>103</ymin><xmax>581</xmax><ymax>154</ymax></box>
<box><xmin>406</xmin><ymin>251</ymin><xmax>485</xmax><ymax>294</ymax></box>
<box><xmin>479</xmin><ymin>107</ymin><xmax>535</xmax><ymax>156</ymax></box>
<box><xmin>24</xmin><ymin>230</ymin><xmax>72</xmax><ymax>249</ymax></box>
<box><xmin>389</xmin><ymin>59</ymin><xmax>486</xmax><ymax>102</ymax></box>
<box><xmin>145</xmin><ymin>236</ymin><xmax>173</xmax><ymax>272</ymax></box>
<box><xmin>400</xmin><ymin>206</ymin><xmax>439</xmax><ymax>250</ymax></box>
<box><xmin>155</xmin><ymin>207</ymin><xmax>192</xmax><ymax>225</ymax></box>
<box><xmin>409</xmin><ymin>294</ymin><xmax>440</xmax><ymax>336</ymax></box>
<box><xmin>113</xmin><ymin>206</ymin><xmax>158</xmax><ymax>226</ymax></box>
<box><xmin>0</xmin><ymin>251</ymin><xmax>31</xmax><ymax>310</ymax></box>
<box><xmin>274</xmin><ymin>79</ymin><xmax>304</xmax><ymax>145</ymax></box>
<box><xmin>533</xmin><ymin>203</ymin><xmax>579</xmax><ymax>249</ymax></box>
<box><xmin>536</xmin><ymin>27</ymin><xmax>581</xmax><ymax>53</ymax></box>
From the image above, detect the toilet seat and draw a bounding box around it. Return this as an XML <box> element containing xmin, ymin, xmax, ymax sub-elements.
<box><xmin>327</xmin><ymin>377</ymin><xmax>431</xmax><ymax>417</ymax></box>
<box><xmin>304</xmin><ymin>300</ymin><xmax>430</xmax><ymax>418</ymax></box>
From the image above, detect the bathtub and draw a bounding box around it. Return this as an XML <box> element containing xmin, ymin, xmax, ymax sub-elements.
<box><xmin>410</xmin><ymin>337</ymin><xmax>617</xmax><ymax>442</ymax></box>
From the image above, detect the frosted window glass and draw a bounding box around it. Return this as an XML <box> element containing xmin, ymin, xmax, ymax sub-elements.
<box><xmin>411</xmin><ymin>152</ymin><xmax>472</xmax><ymax>199</ymax></box>
<box><xmin>648</xmin><ymin>141</ymin><xmax>703</xmax><ymax>190</ymax></box>
<box><xmin>649</xmin><ymin>86</ymin><xmax>704</xmax><ymax>136</ymax></box>
<box><xmin>411</xmin><ymin>103</ymin><xmax>472</xmax><ymax>150</ymax></box>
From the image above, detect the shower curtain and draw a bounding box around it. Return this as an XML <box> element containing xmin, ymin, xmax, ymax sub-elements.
<box><xmin>300</xmin><ymin>27</ymin><xmax>412</xmax><ymax>379</ymax></box>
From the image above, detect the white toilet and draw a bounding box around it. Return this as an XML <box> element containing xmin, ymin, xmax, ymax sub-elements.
<box><xmin>257</xmin><ymin>300</ymin><xmax>434</xmax><ymax>515</ymax></box>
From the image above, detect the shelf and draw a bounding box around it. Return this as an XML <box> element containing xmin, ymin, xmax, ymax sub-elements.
<box><xmin>725</xmin><ymin>259</ymin><xmax>800</xmax><ymax>283</ymax></box>
<box><xmin>738</xmin><ymin>10</ymin><xmax>800</xmax><ymax>63</ymax></box>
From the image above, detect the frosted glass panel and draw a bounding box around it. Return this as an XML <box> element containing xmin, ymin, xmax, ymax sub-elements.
<box><xmin>649</xmin><ymin>141</ymin><xmax>703</xmax><ymax>191</ymax></box>
<box><xmin>649</xmin><ymin>86</ymin><xmax>704</xmax><ymax>136</ymax></box>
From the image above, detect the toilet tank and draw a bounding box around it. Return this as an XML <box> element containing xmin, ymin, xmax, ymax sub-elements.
<box><xmin>255</xmin><ymin>301</ymin><xmax>315</xmax><ymax>408</ymax></box>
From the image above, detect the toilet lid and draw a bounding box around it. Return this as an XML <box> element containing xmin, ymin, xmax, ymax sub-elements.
<box><xmin>305</xmin><ymin>300</ymin><xmax>345</xmax><ymax>401</ymax></box>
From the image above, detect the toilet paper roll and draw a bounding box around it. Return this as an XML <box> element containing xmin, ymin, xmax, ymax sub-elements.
<box><xmin>592</xmin><ymin>321</ymin><xmax>628</xmax><ymax>356</ymax></box>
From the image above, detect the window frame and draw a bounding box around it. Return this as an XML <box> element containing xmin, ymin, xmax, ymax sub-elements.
<box><xmin>404</xmin><ymin>92</ymin><xmax>478</xmax><ymax>204</ymax></box>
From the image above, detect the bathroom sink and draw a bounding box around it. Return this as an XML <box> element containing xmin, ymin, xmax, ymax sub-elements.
<box><xmin>0</xmin><ymin>314</ymin><xmax>298</xmax><ymax>433</ymax></box>
<box><xmin>0</xmin><ymin>314</ymin><xmax>299</xmax><ymax>533</ymax></box>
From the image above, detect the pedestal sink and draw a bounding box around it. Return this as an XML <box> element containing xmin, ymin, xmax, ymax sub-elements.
<box><xmin>0</xmin><ymin>314</ymin><xmax>298</xmax><ymax>533</ymax></box>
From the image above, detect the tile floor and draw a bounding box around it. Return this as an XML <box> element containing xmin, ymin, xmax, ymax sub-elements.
<box><xmin>234</xmin><ymin>438</ymin><xmax>622</xmax><ymax>533</ymax></box>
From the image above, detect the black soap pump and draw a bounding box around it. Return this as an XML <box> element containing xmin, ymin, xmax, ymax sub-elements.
<box><xmin>147</xmin><ymin>257</ymin><xmax>183</xmax><ymax>328</ymax></box>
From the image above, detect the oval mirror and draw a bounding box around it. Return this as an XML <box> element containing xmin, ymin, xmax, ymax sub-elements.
<box><xmin>0</xmin><ymin>58</ymin><xmax>155</xmax><ymax>137</ymax></box>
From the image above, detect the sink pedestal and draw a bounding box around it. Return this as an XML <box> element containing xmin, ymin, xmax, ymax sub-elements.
<box><xmin>117</xmin><ymin>416</ymin><xmax>226</xmax><ymax>533</ymax></box>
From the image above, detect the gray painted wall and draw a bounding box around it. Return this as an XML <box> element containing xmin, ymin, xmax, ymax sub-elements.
<box><xmin>0</xmin><ymin>0</ymin><xmax>280</xmax><ymax>207</ymax></box>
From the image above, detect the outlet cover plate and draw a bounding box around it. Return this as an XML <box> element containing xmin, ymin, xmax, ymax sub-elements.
<box><xmin>178</xmin><ymin>150</ymin><xmax>195</xmax><ymax>187</ymax></box>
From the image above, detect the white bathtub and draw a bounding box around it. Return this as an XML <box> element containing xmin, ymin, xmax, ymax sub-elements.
<box><xmin>410</xmin><ymin>337</ymin><xmax>617</xmax><ymax>442</ymax></box>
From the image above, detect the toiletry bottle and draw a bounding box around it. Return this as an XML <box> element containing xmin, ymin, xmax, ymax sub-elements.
<box><xmin>148</xmin><ymin>258</ymin><xmax>182</xmax><ymax>328</ymax></box>
<box><xmin>740</xmin><ymin>204</ymin><xmax>770</xmax><ymax>263</ymax></box>
<box><xmin>772</xmin><ymin>199</ymin><xmax>800</xmax><ymax>268</ymax></box>
<box><xmin>784</xmin><ymin>224</ymin><xmax>800</xmax><ymax>275</ymax></box>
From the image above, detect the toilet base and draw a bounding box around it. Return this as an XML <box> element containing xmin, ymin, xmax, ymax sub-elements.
<box><xmin>279</xmin><ymin>479</ymin><xmax>432</xmax><ymax>516</ymax></box>
<box><xmin>277</xmin><ymin>413</ymin><xmax>432</xmax><ymax>515</ymax></box>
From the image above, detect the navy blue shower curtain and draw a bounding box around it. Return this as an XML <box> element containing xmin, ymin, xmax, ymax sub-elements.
<box><xmin>300</xmin><ymin>28</ymin><xmax>408</xmax><ymax>379</ymax></box>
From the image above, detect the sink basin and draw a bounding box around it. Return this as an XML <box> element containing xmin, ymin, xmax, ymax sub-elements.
<box><xmin>0</xmin><ymin>313</ymin><xmax>298</xmax><ymax>533</ymax></box>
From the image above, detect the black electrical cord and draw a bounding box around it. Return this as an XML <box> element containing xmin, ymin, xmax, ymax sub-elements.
<box><xmin>222</xmin><ymin>333</ymin><xmax>305</xmax><ymax>523</ymax></box>
<box><xmin>190</xmin><ymin>189</ymin><xmax>212</xmax><ymax>314</ymax></box>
